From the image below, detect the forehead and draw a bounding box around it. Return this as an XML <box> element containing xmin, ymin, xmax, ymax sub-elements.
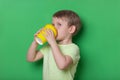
<box><xmin>52</xmin><ymin>17</ymin><xmax>68</xmax><ymax>23</ymax></box>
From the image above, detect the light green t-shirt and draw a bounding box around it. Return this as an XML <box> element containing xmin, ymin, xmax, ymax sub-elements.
<box><xmin>40</xmin><ymin>43</ymin><xmax>80</xmax><ymax>80</ymax></box>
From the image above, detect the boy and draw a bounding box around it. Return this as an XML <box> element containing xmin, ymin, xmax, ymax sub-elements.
<box><xmin>27</xmin><ymin>10</ymin><xmax>81</xmax><ymax>80</ymax></box>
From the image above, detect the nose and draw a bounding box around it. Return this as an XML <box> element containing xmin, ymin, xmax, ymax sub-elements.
<box><xmin>52</xmin><ymin>24</ymin><xmax>58</xmax><ymax>29</ymax></box>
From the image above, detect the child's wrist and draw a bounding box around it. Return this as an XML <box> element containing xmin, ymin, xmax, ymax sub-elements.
<box><xmin>50</xmin><ymin>41</ymin><xmax>58</xmax><ymax>48</ymax></box>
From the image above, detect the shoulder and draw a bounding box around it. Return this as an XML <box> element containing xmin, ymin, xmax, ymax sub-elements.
<box><xmin>70</xmin><ymin>43</ymin><xmax>80</xmax><ymax>50</ymax></box>
<box><xmin>59</xmin><ymin>43</ymin><xmax>80</xmax><ymax>64</ymax></box>
<box><xmin>59</xmin><ymin>43</ymin><xmax>80</xmax><ymax>51</ymax></box>
<box><xmin>40</xmin><ymin>44</ymin><xmax>50</xmax><ymax>54</ymax></box>
<box><xmin>59</xmin><ymin>43</ymin><xmax>80</xmax><ymax>56</ymax></box>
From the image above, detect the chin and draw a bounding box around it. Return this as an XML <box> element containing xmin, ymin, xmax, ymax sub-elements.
<box><xmin>56</xmin><ymin>36</ymin><xmax>62</xmax><ymax>41</ymax></box>
<box><xmin>56</xmin><ymin>37</ymin><xmax>60</xmax><ymax>41</ymax></box>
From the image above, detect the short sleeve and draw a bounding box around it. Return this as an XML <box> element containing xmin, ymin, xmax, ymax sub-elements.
<box><xmin>60</xmin><ymin>44</ymin><xmax>80</xmax><ymax>64</ymax></box>
<box><xmin>40</xmin><ymin>45</ymin><xmax>50</xmax><ymax>55</ymax></box>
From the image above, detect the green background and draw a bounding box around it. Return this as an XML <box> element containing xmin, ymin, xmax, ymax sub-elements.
<box><xmin>0</xmin><ymin>0</ymin><xmax>120</xmax><ymax>80</ymax></box>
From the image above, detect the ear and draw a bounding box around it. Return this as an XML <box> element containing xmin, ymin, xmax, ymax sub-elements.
<box><xmin>68</xmin><ymin>25</ymin><xmax>76</xmax><ymax>34</ymax></box>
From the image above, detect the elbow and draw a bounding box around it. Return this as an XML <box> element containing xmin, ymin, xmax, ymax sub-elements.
<box><xmin>26</xmin><ymin>58</ymin><xmax>34</xmax><ymax>62</ymax></box>
<box><xmin>58</xmin><ymin>64</ymin><xmax>67</xmax><ymax>70</ymax></box>
<box><xmin>26</xmin><ymin>56</ymin><xmax>35</xmax><ymax>62</ymax></box>
<box><xmin>59</xmin><ymin>67</ymin><xmax>65</xmax><ymax>70</ymax></box>
<box><xmin>26</xmin><ymin>59</ymin><xmax>34</xmax><ymax>62</ymax></box>
<box><xmin>26</xmin><ymin>53</ymin><xmax>35</xmax><ymax>62</ymax></box>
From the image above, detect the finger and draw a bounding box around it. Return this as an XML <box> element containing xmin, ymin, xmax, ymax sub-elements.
<box><xmin>46</xmin><ymin>29</ymin><xmax>53</xmax><ymax>34</ymax></box>
<box><xmin>49</xmin><ymin>29</ymin><xmax>54</xmax><ymax>34</ymax></box>
<box><xmin>44</xmin><ymin>29</ymin><xmax>50</xmax><ymax>35</ymax></box>
<box><xmin>42</xmin><ymin>32</ymin><xmax>48</xmax><ymax>40</ymax></box>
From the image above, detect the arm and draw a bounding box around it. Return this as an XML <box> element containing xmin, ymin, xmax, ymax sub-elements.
<box><xmin>51</xmin><ymin>42</ymin><xmax>73</xmax><ymax>70</ymax></box>
<box><xmin>27</xmin><ymin>40</ymin><xmax>43</xmax><ymax>62</ymax></box>
<box><xmin>44</xmin><ymin>30</ymin><xmax>73</xmax><ymax>70</ymax></box>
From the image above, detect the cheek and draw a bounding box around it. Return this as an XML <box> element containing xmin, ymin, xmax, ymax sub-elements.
<box><xmin>57</xmin><ymin>29</ymin><xmax>64</xmax><ymax>35</ymax></box>
<box><xmin>58</xmin><ymin>28</ymin><xmax>67</xmax><ymax>35</ymax></box>
<box><xmin>56</xmin><ymin>27</ymin><xmax>69</xmax><ymax>36</ymax></box>
<box><xmin>58</xmin><ymin>30</ymin><xmax>67</xmax><ymax>39</ymax></box>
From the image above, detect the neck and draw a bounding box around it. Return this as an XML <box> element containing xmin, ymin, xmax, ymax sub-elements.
<box><xmin>58</xmin><ymin>37</ymin><xmax>73</xmax><ymax>45</ymax></box>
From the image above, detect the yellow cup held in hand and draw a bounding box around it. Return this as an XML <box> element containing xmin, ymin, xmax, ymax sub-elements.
<box><xmin>35</xmin><ymin>24</ymin><xmax>57</xmax><ymax>45</ymax></box>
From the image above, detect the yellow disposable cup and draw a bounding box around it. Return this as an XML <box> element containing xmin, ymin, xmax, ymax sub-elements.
<box><xmin>35</xmin><ymin>24</ymin><xmax>57</xmax><ymax>45</ymax></box>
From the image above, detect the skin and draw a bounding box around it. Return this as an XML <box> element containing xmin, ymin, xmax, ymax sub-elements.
<box><xmin>27</xmin><ymin>17</ymin><xmax>76</xmax><ymax>70</ymax></box>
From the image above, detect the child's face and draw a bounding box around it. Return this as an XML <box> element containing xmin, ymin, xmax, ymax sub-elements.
<box><xmin>52</xmin><ymin>17</ymin><xmax>71</xmax><ymax>41</ymax></box>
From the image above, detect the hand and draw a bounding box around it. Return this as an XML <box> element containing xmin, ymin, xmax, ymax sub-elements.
<box><xmin>43</xmin><ymin>29</ymin><xmax>57</xmax><ymax>46</ymax></box>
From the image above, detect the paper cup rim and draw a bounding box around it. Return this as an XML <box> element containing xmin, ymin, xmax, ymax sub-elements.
<box><xmin>35</xmin><ymin>37</ymin><xmax>43</xmax><ymax>45</ymax></box>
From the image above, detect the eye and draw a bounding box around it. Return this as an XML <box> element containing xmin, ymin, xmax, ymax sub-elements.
<box><xmin>57</xmin><ymin>23</ymin><xmax>61</xmax><ymax>26</ymax></box>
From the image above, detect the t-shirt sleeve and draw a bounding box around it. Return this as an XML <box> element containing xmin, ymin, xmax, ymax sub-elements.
<box><xmin>39</xmin><ymin>45</ymin><xmax>49</xmax><ymax>55</ymax></box>
<box><xmin>63</xmin><ymin>45</ymin><xmax>80</xmax><ymax>64</ymax></box>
